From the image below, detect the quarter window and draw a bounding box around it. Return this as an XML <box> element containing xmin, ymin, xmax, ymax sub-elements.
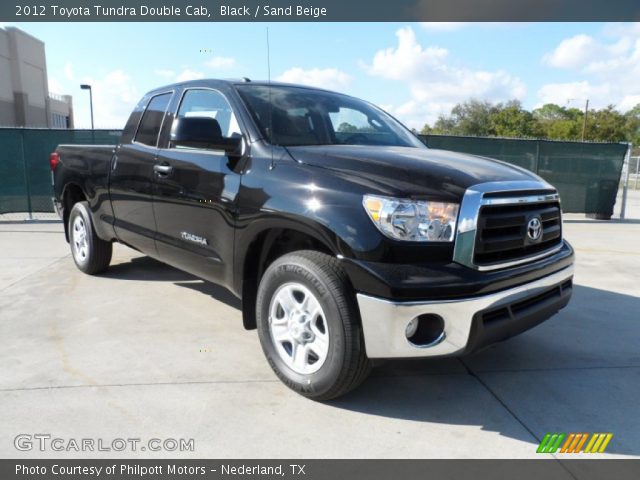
<box><xmin>135</xmin><ymin>92</ymin><xmax>172</xmax><ymax>147</ymax></box>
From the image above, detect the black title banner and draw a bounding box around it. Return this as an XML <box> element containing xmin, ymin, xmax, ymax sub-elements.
<box><xmin>2</xmin><ymin>460</ymin><xmax>640</xmax><ymax>480</ymax></box>
<box><xmin>3</xmin><ymin>0</ymin><xmax>640</xmax><ymax>22</ymax></box>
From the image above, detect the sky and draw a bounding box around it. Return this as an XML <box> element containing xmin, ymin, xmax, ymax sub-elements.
<box><xmin>4</xmin><ymin>22</ymin><xmax>640</xmax><ymax>129</ymax></box>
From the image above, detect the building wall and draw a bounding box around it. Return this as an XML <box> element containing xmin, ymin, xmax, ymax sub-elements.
<box><xmin>0</xmin><ymin>29</ymin><xmax>17</xmax><ymax>126</ymax></box>
<box><xmin>49</xmin><ymin>95</ymin><xmax>74</xmax><ymax>128</ymax></box>
<box><xmin>0</xmin><ymin>27</ymin><xmax>73</xmax><ymax>128</ymax></box>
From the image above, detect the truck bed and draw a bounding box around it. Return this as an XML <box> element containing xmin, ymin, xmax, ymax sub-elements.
<box><xmin>52</xmin><ymin>144</ymin><xmax>117</xmax><ymax>241</ymax></box>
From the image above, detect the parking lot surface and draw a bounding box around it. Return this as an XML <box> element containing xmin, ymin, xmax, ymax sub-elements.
<box><xmin>1</xmin><ymin>197</ymin><xmax>639</xmax><ymax>462</ymax></box>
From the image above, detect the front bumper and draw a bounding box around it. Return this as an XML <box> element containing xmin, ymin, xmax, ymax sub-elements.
<box><xmin>342</xmin><ymin>241</ymin><xmax>574</xmax><ymax>301</ymax></box>
<box><xmin>356</xmin><ymin>265</ymin><xmax>573</xmax><ymax>358</ymax></box>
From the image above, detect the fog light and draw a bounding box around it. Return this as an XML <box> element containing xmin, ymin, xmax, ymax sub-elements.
<box><xmin>406</xmin><ymin>314</ymin><xmax>445</xmax><ymax>347</ymax></box>
<box><xmin>405</xmin><ymin>317</ymin><xmax>419</xmax><ymax>338</ymax></box>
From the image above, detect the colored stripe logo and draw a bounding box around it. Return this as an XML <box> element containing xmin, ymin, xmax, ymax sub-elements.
<box><xmin>537</xmin><ymin>433</ymin><xmax>613</xmax><ymax>454</ymax></box>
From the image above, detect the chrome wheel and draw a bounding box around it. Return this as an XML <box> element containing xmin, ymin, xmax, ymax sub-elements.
<box><xmin>268</xmin><ymin>282</ymin><xmax>329</xmax><ymax>375</ymax></box>
<box><xmin>71</xmin><ymin>215</ymin><xmax>89</xmax><ymax>262</ymax></box>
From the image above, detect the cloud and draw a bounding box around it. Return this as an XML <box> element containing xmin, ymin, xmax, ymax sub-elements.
<box><xmin>539</xmin><ymin>24</ymin><xmax>640</xmax><ymax>111</ymax></box>
<box><xmin>155</xmin><ymin>68</ymin><xmax>208</xmax><ymax>82</ymax></box>
<box><xmin>543</xmin><ymin>34</ymin><xmax>596</xmax><ymax>69</ymax></box>
<box><xmin>48</xmin><ymin>77</ymin><xmax>64</xmax><ymax>96</ymax></box>
<box><xmin>63</xmin><ymin>63</ymin><xmax>75</xmax><ymax>81</ymax></box>
<box><xmin>154</xmin><ymin>69</ymin><xmax>175</xmax><ymax>79</ymax></box>
<box><xmin>363</xmin><ymin>27</ymin><xmax>526</xmax><ymax>128</ymax></box>
<box><xmin>542</xmin><ymin>34</ymin><xmax>630</xmax><ymax>70</ymax></box>
<box><xmin>205</xmin><ymin>56</ymin><xmax>235</xmax><ymax>69</ymax></box>
<box><xmin>175</xmin><ymin>69</ymin><xmax>204</xmax><ymax>82</ymax></box>
<box><xmin>420</xmin><ymin>22</ymin><xmax>469</xmax><ymax>32</ymax></box>
<box><xmin>152</xmin><ymin>57</ymin><xmax>235</xmax><ymax>87</ymax></box>
<box><xmin>276</xmin><ymin>67</ymin><xmax>351</xmax><ymax>90</ymax></box>
<box><xmin>420</xmin><ymin>22</ymin><xmax>516</xmax><ymax>33</ymax></box>
<box><xmin>74</xmin><ymin>70</ymin><xmax>139</xmax><ymax>129</ymax></box>
<box><xmin>537</xmin><ymin>82</ymin><xmax>611</xmax><ymax>108</ymax></box>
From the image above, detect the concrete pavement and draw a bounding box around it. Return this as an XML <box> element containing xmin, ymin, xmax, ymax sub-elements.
<box><xmin>0</xmin><ymin>213</ymin><xmax>638</xmax><ymax>459</ymax></box>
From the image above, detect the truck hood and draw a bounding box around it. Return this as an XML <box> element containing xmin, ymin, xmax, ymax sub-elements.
<box><xmin>286</xmin><ymin>145</ymin><xmax>541</xmax><ymax>201</ymax></box>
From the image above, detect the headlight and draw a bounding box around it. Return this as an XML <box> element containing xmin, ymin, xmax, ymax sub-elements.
<box><xmin>363</xmin><ymin>194</ymin><xmax>459</xmax><ymax>242</ymax></box>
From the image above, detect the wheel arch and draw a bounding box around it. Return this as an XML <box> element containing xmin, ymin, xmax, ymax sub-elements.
<box><xmin>238</xmin><ymin>223</ymin><xmax>344</xmax><ymax>330</ymax></box>
<box><xmin>61</xmin><ymin>183</ymin><xmax>87</xmax><ymax>242</ymax></box>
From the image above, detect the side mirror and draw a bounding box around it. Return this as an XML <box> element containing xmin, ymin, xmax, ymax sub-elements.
<box><xmin>171</xmin><ymin>116</ymin><xmax>241</xmax><ymax>154</ymax></box>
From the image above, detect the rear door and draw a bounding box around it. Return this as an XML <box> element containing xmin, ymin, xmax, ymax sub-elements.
<box><xmin>152</xmin><ymin>87</ymin><xmax>244</xmax><ymax>287</ymax></box>
<box><xmin>109</xmin><ymin>91</ymin><xmax>173</xmax><ymax>255</ymax></box>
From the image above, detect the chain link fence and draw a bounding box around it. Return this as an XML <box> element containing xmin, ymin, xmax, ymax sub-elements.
<box><xmin>629</xmin><ymin>157</ymin><xmax>640</xmax><ymax>190</ymax></box>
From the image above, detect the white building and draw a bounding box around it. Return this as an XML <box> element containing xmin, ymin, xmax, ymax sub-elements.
<box><xmin>0</xmin><ymin>26</ymin><xmax>74</xmax><ymax>128</ymax></box>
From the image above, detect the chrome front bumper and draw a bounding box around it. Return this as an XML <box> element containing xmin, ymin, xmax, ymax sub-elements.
<box><xmin>356</xmin><ymin>265</ymin><xmax>574</xmax><ymax>358</ymax></box>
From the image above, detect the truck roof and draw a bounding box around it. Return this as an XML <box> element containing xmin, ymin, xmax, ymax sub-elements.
<box><xmin>145</xmin><ymin>78</ymin><xmax>340</xmax><ymax>96</ymax></box>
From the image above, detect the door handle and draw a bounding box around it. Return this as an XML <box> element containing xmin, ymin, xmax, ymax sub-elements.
<box><xmin>154</xmin><ymin>164</ymin><xmax>173</xmax><ymax>175</ymax></box>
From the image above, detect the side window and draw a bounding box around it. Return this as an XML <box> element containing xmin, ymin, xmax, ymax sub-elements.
<box><xmin>134</xmin><ymin>92</ymin><xmax>172</xmax><ymax>147</ymax></box>
<box><xmin>175</xmin><ymin>89</ymin><xmax>241</xmax><ymax>140</ymax></box>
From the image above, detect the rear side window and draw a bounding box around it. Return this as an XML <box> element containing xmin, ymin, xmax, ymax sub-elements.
<box><xmin>135</xmin><ymin>92</ymin><xmax>172</xmax><ymax>146</ymax></box>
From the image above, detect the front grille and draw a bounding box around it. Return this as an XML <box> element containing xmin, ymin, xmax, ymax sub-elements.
<box><xmin>473</xmin><ymin>199</ymin><xmax>562</xmax><ymax>266</ymax></box>
<box><xmin>462</xmin><ymin>277</ymin><xmax>573</xmax><ymax>353</ymax></box>
<box><xmin>480</xmin><ymin>279</ymin><xmax>573</xmax><ymax>327</ymax></box>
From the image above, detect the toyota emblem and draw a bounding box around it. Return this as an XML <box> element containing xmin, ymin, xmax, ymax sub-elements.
<box><xmin>527</xmin><ymin>216</ymin><xmax>543</xmax><ymax>241</ymax></box>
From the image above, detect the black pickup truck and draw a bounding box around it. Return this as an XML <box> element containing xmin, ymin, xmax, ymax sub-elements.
<box><xmin>51</xmin><ymin>79</ymin><xmax>574</xmax><ymax>400</ymax></box>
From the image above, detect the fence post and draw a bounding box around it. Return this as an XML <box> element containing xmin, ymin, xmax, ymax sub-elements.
<box><xmin>18</xmin><ymin>129</ymin><xmax>33</xmax><ymax>221</ymax></box>
<box><xmin>636</xmin><ymin>156</ymin><xmax>639</xmax><ymax>190</ymax></box>
<box><xmin>620</xmin><ymin>143</ymin><xmax>632</xmax><ymax>220</ymax></box>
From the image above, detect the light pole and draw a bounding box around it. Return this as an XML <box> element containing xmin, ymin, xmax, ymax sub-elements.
<box><xmin>80</xmin><ymin>84</ymin><xmax>94</xmax><ymax>130</ymax></box>
<box><xmin>581</xmin><ymin>99</ymin><xmax>589</xmax><ymax>142</ymax></box>
<box><xmin>567</xmin><ymin>98</ymin><xmax>590</xmax><ymax>142</ymax></box>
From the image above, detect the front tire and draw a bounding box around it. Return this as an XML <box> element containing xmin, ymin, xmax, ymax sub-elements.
<box><xmin>68</xmin><ymin>201</ymin><xmax>112</xmax><ymax>275</ymax></box>
<box><xmin>256</xmin><ymin>250</ymin><xmax>371</xmax><ymax>400</ymax></box>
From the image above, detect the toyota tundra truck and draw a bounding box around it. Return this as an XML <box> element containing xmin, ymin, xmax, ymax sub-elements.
<box><xmin>51</xmin><ymin>79</ymin><xmax>574</xmax><ymax>400</ymax></box>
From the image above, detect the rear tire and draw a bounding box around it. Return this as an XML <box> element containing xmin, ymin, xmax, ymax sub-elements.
<box><xmin>256</xmin><ymin>250</ymin><xmax>371</xmax><ymax>400</ymax></box>
<box><xmin>68</xmin><ymin>201</ymin><xmax>112</xmax><ymax>275</ymax></box>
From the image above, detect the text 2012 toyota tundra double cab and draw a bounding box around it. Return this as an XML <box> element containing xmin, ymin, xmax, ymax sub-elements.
<box><xmin>51</xmin><ymin>79</ymin><xmax>574</xmax><ymax>400</ymax></box>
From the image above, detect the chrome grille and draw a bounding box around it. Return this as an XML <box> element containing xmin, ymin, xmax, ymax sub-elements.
<box><xmin>452</xmin><ymin>181</ymin><xmax>564</xmax><ymax>271</ymax></box>
<box><xmin>473</xmin><ymin>200</ymin><xmax>562</xmax><ymax>266</ymax></box>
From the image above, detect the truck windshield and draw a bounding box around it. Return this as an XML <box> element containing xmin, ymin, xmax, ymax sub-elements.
<box><xmin>236</xmin><ymin>85</ymin><xmax>424</xmax><ymax>148</ymax></box>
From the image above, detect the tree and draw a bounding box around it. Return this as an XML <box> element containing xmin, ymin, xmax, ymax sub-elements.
<box><xmin>490</xmin><ymin>100</ymin><xmax>543</xmax><ymax>138</ymax></box>
<box><xmin>449</xmin><ymin>100</ymin><xmax>496</xmax><ymax>136</ymax></box>
<box><xmin>624</xmin><ymin>104</ymin><xmax>640</xmax><ymax>146</ymax></box>
<box><xmin>337</xmin><ymin>122</ymin><xmax>358</xmax><ymax>133</ymax></box>
<box><xmin>420</xmin><ymin>123</ymin><xmax>433</xmax><ymax>135</ymax></box>
<box><xmin>532</xmin><ymin>104</ymin><xmax>582</xmax><ymax>140</ymax></box>
<box><xmin>532</xmin><ymin>103</ymin><xmax>571</xmax><ymax>122</ymax></box>
<box><xmin>419</xmin><ymin>100</ymin><xmax>638</xmax><ymax>143</ymax></box>
<box><xmin>431</xmin><ymin>115</ymin><xmax>457</xmax><ymax>134</ymax></box>
<box><xmin>585</xmin><ymin>105</ymin><xmax>627</xmax><ymax>142</ymax></box>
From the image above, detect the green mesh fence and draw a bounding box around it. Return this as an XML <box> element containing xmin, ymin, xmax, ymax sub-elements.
<box><xmin>0</xmin><ymin>129</ymin><xmax>628</xmax><ymax>217</ymax></box>
<box><xmin>419</xmin><ymin>135</ymin><xmax>628</xmax><ymax>216</ymax></box>
<box><xmin>0</xmin><ymin>128</ymin><xmax>121</xmax><ymax>214</ymax></box>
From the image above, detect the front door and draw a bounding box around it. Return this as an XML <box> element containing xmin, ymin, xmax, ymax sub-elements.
<box><xmin>153</xmin><ymin>88</ymin><xmax>243</xmax><ymax>287</ymax></box>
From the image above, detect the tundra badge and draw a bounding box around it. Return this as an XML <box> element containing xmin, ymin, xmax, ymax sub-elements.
<box><xmin>181</xmin><ymin>232</ymin><xmax>208</xmax><ymax>246</ymax></box>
